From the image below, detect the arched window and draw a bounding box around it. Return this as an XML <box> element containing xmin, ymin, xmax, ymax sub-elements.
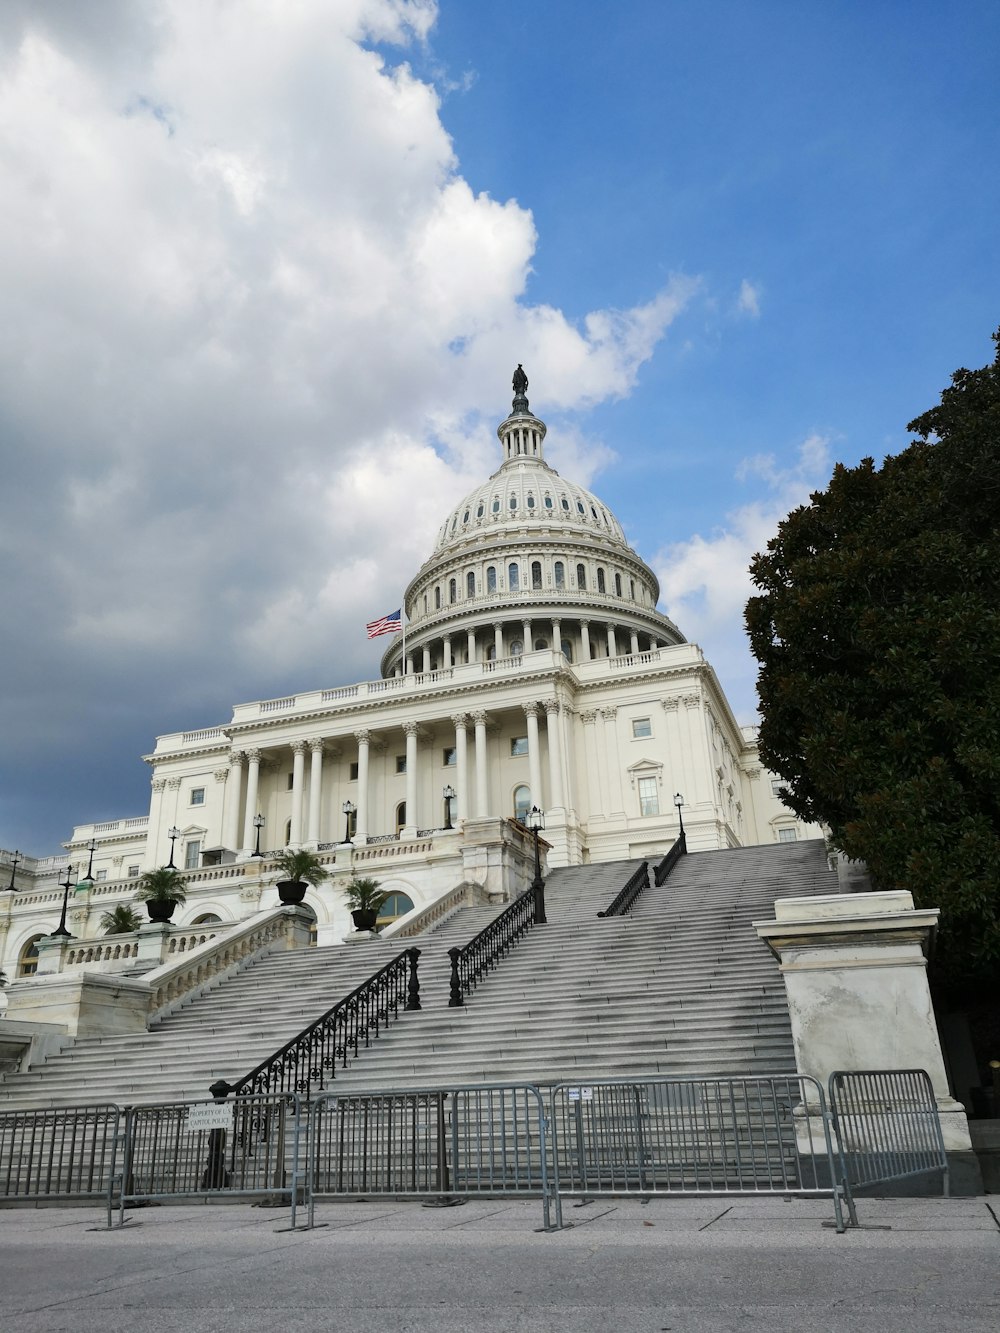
<box><xmin>346</xmin><ymin>807</ymin><xmax>358</xmax><ymax>838</ymax></box>
<box><xmin>284</xmin><ymin>819</ymin><xmax>292</xmax><ymax>845</ymax></box>
<box><xmin>449</xmin><ymin>578</ymin><xmax>457</xmax><ymax>604</ymax></box>
<box><xmin>395</xmin><ymin>802</ymin><xmax>407</xmax><ymax>834</ymax></box>
<box><xmin>534</xmin><ymin>638</ymin><xmax>549</xmax><ymax>651</ymax></box>
<box><xmin>463</xmin><ymin>509</ymin><xmax>470</xmax><ymax>524</ymax></box>
<box><xmin>630</xmin><ymin>578</ymin><xmax>635</xmax><ymax>600</ymax></box>
<box><xmin>467</xmin><ymin>571</ymin><xmax>475</xmax><ymax>598</ymax></box>
<box><xmin>18</xmin><ymin>935</ymin><xmax>44</xmax><ymax>977</ymax></box>
<box><xmin>492</xmin><ymin>496</ymin><xmax>500</xmax><ymax>514</ymax></box>
<box><xmin>576</xmin><ymin>563</ymin><xmax>587</xmax><ymax>590</ymax></box>
<box><xmin>487</xmin><ymin>644</ymin><xmax>497</xmax><ymax>662</ymax></box>
<box><xmin>531</xmin><ymin>560</ymin><xmax>542</xmax><ymax>590</ymax></box>
<box><xmin>561</xmin><ymin>496</ymin><xmax>570</xmax><ymax>511</ymax></box>
<box><xmin>561</xmin><ymin>638</ymin><xmax>573</xmax><ymax>662</ymax></box>
<box><xmin>487</xmin><ymin>566</ymin><xmax>497</xmax><ymax>593</ymax></box>
<box><xmin>554</xmin><ymin>561</ymin><xmax>565</xmax><ymax>588</ymax></box>
<box><xmin>377</xmin><ymin>892</ymin><xmax>415</xmax><ymax>927</ymax></box>
<box><xmin>513</xmin><ymin>785</ymin><xmax>532</xmax><ymax>823</ymax></box>
<box><xmin>508</xmin><ymin>563</ymin><xmax>519</xmax><ymax>591</ymax></box>
<box><xmin>527</xmin><ymin>493</ymin><xmax>535</xmax><ymax>510</ymax></box>
<box><xmin>509</xmin><ymin>493</ymin><xmax>518</xmax><ymax>510</ymax></box>
<box><xmin>510</xmin><ymin>640</ymin><xmax>523</xmax><ymax>656</ymax></box>
<box><xmin>544</xmin><ymin>495</ymin><xmax>554</xmax><ymax>510</ymax></box>
<box><xmin>477</xmin><ymin>501</ymin><xmax>484</xmax><ymax>518</ymax></box>
<box><xmin>577</xmin><ymin>500</ymin><xmax>585</xmax><ymax>514</ymax></box>
<box><xmin>597</xmin><ymin>568</ymin><xmax>606</xmax><ymax>594</ymax></box>
<box><xmin>614</xmin><ymin>572</ymin><xmax>622</xmax><ymax>597</ymax></box>
<box><xmin>192</xmin><ymin>913</ymin><xmax>222</xmax><ymax>925</ymax></box>
<box><xmin>435</xmin><ymin>586</ymin><xmax>441</xmax><ymax>609</ymax></box>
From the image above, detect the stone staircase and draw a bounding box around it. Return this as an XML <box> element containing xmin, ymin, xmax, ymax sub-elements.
<box><xmin>0</xmin><ymin>840</ymin><xmax>837</xmax><ymax>1108</ymax></box>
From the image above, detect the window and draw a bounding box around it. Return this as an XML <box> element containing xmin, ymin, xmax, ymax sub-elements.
<box><xmin>511</xmin><ymin>736</ymin><xmax>529</xmax><ymax>757</ymax></box>
<box><xmin>190</xmin><ymin>787</ymin><xmax>205</xmax><ymax>806</ymax></box>
<box><xmin>509</xmin><ymin>493</ymin><xmax>518</xmax><ymax>510</ymax></box>
<box><xmin>486</xmin><ymin>565</ymin><xmax>497</xmax><ymax>593</ymax></box>
<box><xmin>597</xmin><ymin>567</ymin><xmax>606</xmax><ymax>593</ymax></box>
<box><xmin>492</xmin><ymin>496</ymin><xmax>500</xmax><ymax>513</ymax></box>
<box><xmin>778</xmin><ymin>828</ymin><xmax>798</xmax><ymax>843</ymax></box>
<box><xmin>192</xmin><ymin>913</ymin><xmax>222</xmax><ymax>925</ymax></box>
<box><xmin>632</xmin><ymin>718</ymin><xmax>653</xmax><ymax>739</ymax></box>
<box><xmin>576</xmin><ymin>563</ymin><xmax>586</xmax><ymax>590</ymax></box>
<box><xmin>396</xmin><ymin>755</ymin><xmax>407</xmax><ymax>774</ymax></box>
<box><xmin>638</xmin><ymin>777</ymin><xmax>659</xmax><ymax>817</ymax></box>
<box><xmin>487</xmin><ymin>644</ymin><xmax>497</xmax><ymax>662</ymax></box>
<box><xmin>477</xmin><ymin>501</ymin><xmax>484</xmax><ymax>518</ymax></box>
<box><xmin>184</xmin><ymin>840</ymin><xmax>201</xmax><ymax>869</ymax></box>
<box><xmin>377</xmin><ymin>892</ymin><xmax>415</xmax><ymax>927</ymax></box>
<box><xmin>534</xmin><ymin>638</ymin><xmax>548</xmax><ymax>651</ymax></box>
<box><xmin>577</xmin><ymin>500</ymin><xmax>585</xmax><ymax>514</ymax></box>
<box><xmin>467</xmin><ymin>571</ymin><xmax>475</xmax><ymax>598</ymax></box>
<box><xmin>449</xmin><ymin>578</ymin><xmax>457</xmax><ymax>604</ymax></box>
<box><xmin>527</xmin><ymin>493</ymin><xmax>535</xmax><ymax>510</ymax></box>
<box><xmin>435</xmin><ymin>586</ymin><xmax>441</xmax><ymax>609</ymax></box>
<box><xmin>463</xmin><ymin>509</ymin><xmax>470</xmax><ymax>524</ymax></box>
<box><xmin>544</xmin><ymin>495</ymin><xmax>553</xmax><ymax>510</ymax></box>
<box><xmin>508</xmin><ymin>563</ymin><xmax>519</xmax><ymax>591</ymax></box>
<box><xmin>18</xmin><ymin>936</ymin><xmax>43</xmax><ymax>977</ymax></box>
<box><xmin>349</xmin><ymin>762</ymin><xmax>359</xmax><ymax>781</ymax></box>
<box><xmin>95</xmin><ymin>869</ymin><xmax>108</xmax><ymax>882</ymax></box>
<box><xmin>614</xmin><ymin>573</ymin><xmax>622</xmax><ymax>597</ymax></box>
<box><xmin>531</xmin><ymin>560</ymin><xmax>542</xmax><ymax>590</ymax></box>
<box><xmin>395</xmin><ymin>802</ymin><xmax>407</xmax><ymax>833</ymax></box>
<box><xmin>513</xmin><ymin>785</ymin><xmax>531</xmax><ymax>823</ymax></box>
<box><xmin>287</xmin><ymin>771</ymin><xmax>294</xmax><ymax>790</ymax></box>
<box><xmin>284</xmin><ymin>819</ymin><xmax>292</xmax><ymax>844</ymax></box>
<box><xmin>771</xmin><ymin>779</ymin><xmax>784</xmax><ymax>797</ymax></box>
<box><xmin>127</xmin><ymin>865</ymin><xmax>140</xmax><ymax>878</ymax></box>
<box><xmin>561</xmin><ymin>638</ymin><xmax>573</xmax><ymax>662</ymax></box>
<box><xmin>554</xmin><ymin>560</ymin><xmax>565</xmax><ymax>588</ymax></box>
<box><xmin>561</xmin><ymin>496</ymin><xmax>570</xmax><ymax>511</ymax></box>
<box><xmin>630</xmin><ymin>578</ymin><xmax>635</xmax><ymax>600</ymax></box>
<box><xmin>445</xmin><ymin>790</ymin><xmax>458</xmax><ymax>825</ymax></box>
<box><xmin>443</xmin><ymin>747</ymin><xmax>457</xmax><ymax>766</ymax></box>
<box><xmin>510</xmin><ymin>640</ymin><xmax>523</xmax><ymax>656</ymax></box>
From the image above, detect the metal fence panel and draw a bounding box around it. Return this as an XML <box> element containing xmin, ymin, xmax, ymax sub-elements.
<box><xmin>120</xmin><ymin>1093</ymin><xmax>305</xmax><ymax>1224</ymax></box>
<box><xmin>309</xmin><ymin>1082</ymin><xmax>557</xmax><ymax>1230</ymax></box>
<box><xmin>0</xmin><ymin>1103</ymin><xmax>122</xmax><ymax>1222</ymax></box>
<box><xmin>549</xmin><ymin>1075</ymin><xmax>851</xmax><ymax>1231</ymax></box>
<box><xmin>828</xmin><ymin>1069</ymin><xmax>948</xmax><ymax>1199</ymax></box>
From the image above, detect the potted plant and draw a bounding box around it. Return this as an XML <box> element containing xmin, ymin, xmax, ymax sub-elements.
<box><xmin>272</xmin><ymin>849</ymin><xmax>330</xmax><ymax>905</ymax></box>
<box><xmin>100</xmin><ymin>903</ymin><xmax>144</xmax><ymax>934</ymax></box>
<box><xmin>134</xmin><ymin>867</ymin><xmax>188</xmax><ymax>923</ymax></box>
<box><xmin>343</xmin><ymin>876</ymin><xmax>388</xmax><ymax>932</ymax></box>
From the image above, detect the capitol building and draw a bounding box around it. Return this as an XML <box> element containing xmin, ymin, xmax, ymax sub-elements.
<box><xmin>0</xmin><ymin>371</ymin><xmax>818</xmax><ymax>975</ymax></box>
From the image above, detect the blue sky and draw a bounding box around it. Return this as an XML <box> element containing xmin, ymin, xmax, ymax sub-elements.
<box><xmin>1</xmin><ymin>0</ymin><xmax>998</xmax><ymax>855</ymax></box>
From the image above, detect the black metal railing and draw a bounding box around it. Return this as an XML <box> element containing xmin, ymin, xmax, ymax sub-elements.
<box><xmin>654</xmin><ymin>830</ymin><xmax>687</xmax><ymax>886</ymax></box>
<box><xmin>212</xmin><ymin>947</ymin><xmax>421</xmax><ymax>1102</ymax></box>
<box><xmin>597</xmin><ymin>860</ymin><xmax>650</xmax><ymax>917</ymax></box>
<box><xmin>448</xmin><ymin>891</ymin><xmax>537</xmax><ymax>1007</ymax></box>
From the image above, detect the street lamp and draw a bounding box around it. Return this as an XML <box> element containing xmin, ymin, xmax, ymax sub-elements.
<box><xmin>4</xmin><ymin>849</ymin><xmax>20</xmax><ymax>893</ymax></box>
<box><xmin>50</xmin><ymin>865</ymin><xmax>74</xmax><ymax>939</ymax></box>
<box><xmin>252</xmin><ymin>813</ymin><xmax>265</xmax><ymax>858</ymax></box>
<box><xmin>443</xmin><ymin>784</ymin><xmax>456</xmax><ymax>830</ymax></box>
<box><xmin>341</xmin><ymin>800</ymin><xmax>356</xmax><ymax>844</ymax></box>
<box><xmin>525</xmin><ymin>805</ymin><xmax>547</xmax><ymax>925</ymax></box>
<box><xmin>166</xmin><ymin>826</ymin><xmax>180</xmax><ymax>869</ymax></box>
<box><xmin>82</xmin><ymin>837</ymin><xmax>97</xmax><ymax>883</ymax></box>
<box><xmin>674</xmin><ymin>792</ymin><xmax>686</xmax><ymax>848</ymax></box>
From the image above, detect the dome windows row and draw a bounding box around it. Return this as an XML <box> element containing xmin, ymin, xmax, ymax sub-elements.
<box><xmin>442</xmin><ymin>488</ymin><xmax>620</xmax><ymax>543</ymax></box>
<box><xmin>418</xmin><ymin>557</ymin><xmax>649</xmax><ymax>616</ymax></box>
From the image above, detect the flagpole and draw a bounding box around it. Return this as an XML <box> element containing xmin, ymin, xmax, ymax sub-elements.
<box><xmin>401</xmin><ymin>604</ymin><xmax>406</xmax><ymax>675</ymax></box>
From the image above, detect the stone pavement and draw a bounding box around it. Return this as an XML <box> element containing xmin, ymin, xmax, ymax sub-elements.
<box><xmin>0</xmin><ymin>1196</ymin><xmax>997</xmax><ymax>1332</ymax></box>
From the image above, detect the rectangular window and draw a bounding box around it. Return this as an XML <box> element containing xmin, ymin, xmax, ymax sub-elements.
<box><xmin>287</xmin><ymin>772</ymin><xmax>295</xmax><ymax>791</ymax></box>
<box><xmin>190</xmin><ymin>787</ymin><xmax>205</xmax><ymax>806</ymax></box>
<box><xmin>443</xmin><ymin>747</ymin><xmax>457</xmax><ymax>766</ymax></box>
<box><xmin>184</xmin><ymin>840</ymin><xmax>201</xmax><ymax>869</ymax></box>
<box><xmin>95</xmin><ymin>869</ymin><xmax>108</xmax><ymax>881</ymax></box>
<box><xmin>127</xmin><ymin>865</ymin><xmax>140</xmax><ymax>878</ymax></box>
<box><xmin>510</xmin><ymin>736</ymin><xmax>529</xmax><ymax>757</ymax></box>
<box><xmin>396</xmin><ymin>755</ymin><xmax>407</xmax><ymax>774</ymax></box>
<box><xmin>349</xmin><ymin>762</ymin><xmax>359</xmax><ymax>781</ymax></box>
<box><xmin>631</xmin><ymin>717</ymin><xmax>652</xmax><ymax>739</ymax></box>
<box><xmin>777</xmin><ymin>827</ymin><xmax>798</xmax><ymax>843</ymax></box>
<box><xmin>638</xmin><ymin>777</ymin><xmax>659</xmax><ymax>817</ymax></box>
<box><xmin>771</xmin><ymin>779</ymin><xmax>784</xmax><ymax>797</ymax></box>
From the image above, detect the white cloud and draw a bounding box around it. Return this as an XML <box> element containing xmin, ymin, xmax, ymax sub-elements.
<box><xmin>737</xmin><ymin>278</ymin><xmax>762</xmax><ymax>318</ymax></box>
<box><xmin>653</xmin><ymin>434</ymin><xmax>832</xmax><ymax>719</ymax></box>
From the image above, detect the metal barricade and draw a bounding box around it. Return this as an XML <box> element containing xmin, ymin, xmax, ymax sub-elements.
<box><xmin>549</xmin><ymin>1075</ymin><xmax>854</xmax><ymax>1232</ymax></box>
<box><xmin>0</xmin><ymin>1103</ymin><xmax>123</xmax><ymax>1225</ymax></box>
<box><xmin>308</xmin><ymin>1082</ymin><xmax>558</xmax><ymax>1230</ymax></box>
<box><xmin>118</xmin><ymin>1092</ymin><xmax>305</xmax><ymax>1226</ymax></box>
<box><xmin>828</xmin><ymin>1069</ymin><xmax>948</xmax><ymax>1203</ymax></box>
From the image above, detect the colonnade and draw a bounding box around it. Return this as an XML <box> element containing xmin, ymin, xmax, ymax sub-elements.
<box><xmin>396</xmin><ymin>616</ymin><xmax>664</xmax><ymax>676</ymax></box>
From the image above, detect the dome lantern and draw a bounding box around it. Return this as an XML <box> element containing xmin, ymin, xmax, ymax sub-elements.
<box><xmin>498</xmin><ymin>364</ymin><xmax>547</xmax><ymax>466</ymax></box>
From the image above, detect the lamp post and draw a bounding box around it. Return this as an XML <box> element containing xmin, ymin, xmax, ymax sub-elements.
<box><xmin>251</xmin><ymin>813</ymin><xmax>265</xmax><ymax>858</ymax></box>
<box><xmin>674</xmin><ymin>792</ymin><xmax>686</xmax><ymax>849</ymax></box>
<box><xmin>4</xmin><ymin>849</ymin><xmax>20</xmax><ymax>892</ymax></box>
<box><xmin>83</xmin><ymin>837</ymin><xmax>97</xmax><ymax>884</ymax></box>
<box><xmin>50</xmin><ymin>865</ymin><xmax>74</xmax><ymax>939</ymax></box>
<box><xmin>443</xmin><ymin>784</ymin><xmax>455</xmax><ymax>830</ymax></box>
<box><xmin>166</xmin><ymin>826</ymin><xmax>180</xmax><ymax>869</ymax></box>
<box><xmin>525</xmin><ymin>805</ymin><xmax>547</xmax><ymax>925</ymax></box>
<box><xmin>342</xmin><ymin>800</ymin><xmax>356</xmax><ymax>844</ymax></box>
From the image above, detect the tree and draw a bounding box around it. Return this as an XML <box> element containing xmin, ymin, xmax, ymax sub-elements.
<box><xmin>745</xmin><ymin>329</ymin><xmax>1000</xmax><ymax>991</ymax></box>
<box><xmin>100</xmin><ymin>903</ymin><xmax>144</xmax><ymax>934</ymax></box>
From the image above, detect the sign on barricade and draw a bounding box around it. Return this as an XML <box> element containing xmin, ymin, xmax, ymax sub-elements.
<box><xmin>0</xmin><ymin>1103</ymin><xmax>123</xmax><ymax>1226</ymax></box>
<box><xmin>828</xmin><ymin>1069</ymin><xmax>948</xmax><ymax>1203</ymax></box>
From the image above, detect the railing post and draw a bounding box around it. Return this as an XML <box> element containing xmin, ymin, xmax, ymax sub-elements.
<box><xmin>405</xmin><ymin>947</ymin><xmax>422</xmax><ymax>1010</ymax></box>
<box><xmin>202</xmin><ymin>1080</ymin><xmax>233</xmax><ymax>1190</ymax></box>
<box><xmin>448</xmin><ymin>947</ymin><xmax>464</xmax><ymax>1007</ymax></box>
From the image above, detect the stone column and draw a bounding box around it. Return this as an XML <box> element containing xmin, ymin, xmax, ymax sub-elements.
<box><xmin>606</xmin><ymin>624</ymin><xmax>618</xmax><ymax>658</ymax></box>
<box><xmin>405</xmin><ymin>653</ymin><xmax>414</xmax><ymax>674</ymax></box>
<box><xmin>551</xmin><ymin>619</ymin><xmax>561</xmax><ymax>656</ymax></box>
<box><xmin>523</xmin><ymin>703</ymin><xmax>543</xmax><ymax>811</ymax></box>
<box><xmin>682</xmin><ymin>691</ymin><xmax>712</xmax><ymax>809</ymax></box>
<box><xmin>521</xmin><ymin>619</ymin><xmax>532</xmax><ymax>652</ymax></box>
<box><xmin>493</xmin><ymin>623</ymin><xmax>504</xmax><ymax>660</ymax></box>
<box><xmin>473</xmin><ymin>710</ymin><xmax>489</xmax><ymax>817</ymax></box>
<box><xmin>755</xmin><ymin>892</ymin><xmax>975</xmax><ymax>1161</ymax></box>
<box><xmin>422</xmin><ymin>646</ymin><xmax>432</xmax><ymax>673</ymax></box>
<box><xmin>580</xmin><ymin>620</ymin><xmax>591</xmax><ymax>661</ymax></box>
<box><xmin>452</xmin><ymin>713</ymin><xmax>469</xmax><ymax>821</ymax></box>
<box><xmin>241</xmin><ymin>749</ymin><xmax>261</xmax><ymax>854</ymax></box>
<box><xmin>443</xmin><ymin>637</ymin><xmax>452</xmax><ymax>668</ymax></box>
<box><xmin>354</xmin><ymin>730</ymin><xmax>370</xmax><ymax>842</ymax></box>
<box><xmin>580</xmin><ymin>710</ymin><xmax>602</xmax><ymax>817</ymax></box>
<box><xmin>289</xmin><ymin>739</ymin><xmax>307</xmax><ymax>847</ymax></box>
<box><xmin>599</xmin><ymin>707</ymin><xmax>625</xmax><ymax>815</ymax></box>
<box><xmin>467</xmin><ymin>629</ymin><xmax>477</xmax><ymax>664</ymax></box>
<box><xmin>403</xmin><ymin>720</ymin><xmax>419</xmax><ymax>836</ymax></box>
<box><xmin>630</xmin><ymin>630</ymin><xmax>640</xmax><ymax>656</ymax></box>
<box><xmin>544</xmin><ymin>700</ymin><xmax>565</xmax><ymax>809</ymax></box>
<box><xmin>307</xmin><ymin>739</ymin><xmax>324</xmax><ymax>845</ymax></box>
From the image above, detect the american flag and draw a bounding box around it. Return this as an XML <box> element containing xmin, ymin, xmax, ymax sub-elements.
<box><xmin>366</xmin><ymin>608</ymin><xmax>402</xmax><ymax>638</ymax></box>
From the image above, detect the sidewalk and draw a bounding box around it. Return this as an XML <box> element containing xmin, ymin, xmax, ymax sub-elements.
<box><xmin>1</xmin><ymin>1196</ymin><xmax>997</xmax><ymax>1332</ymax></box>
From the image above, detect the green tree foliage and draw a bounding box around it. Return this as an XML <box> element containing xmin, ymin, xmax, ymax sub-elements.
<box><xmin>746</xmin><ymin>330</ymin><xmax>1000</xmax><ymax>990</ymax></box>
<box><xmin>100</xmin><ymin>903</ymin><xmax>144</xmax><ymax>934</ymax></box>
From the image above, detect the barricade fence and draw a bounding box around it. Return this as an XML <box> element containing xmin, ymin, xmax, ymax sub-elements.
<box><xmin>828</xmin><ymin>1069</ymin><xmax>949</xmax><ymax>1203</ymax></box>
<box><xmin>0</xmin><ymin>1103</ymin><xmax>123</xmax><ymax>1225</ymax></box>
<box><xmin>549</xmin><ymin>1075</ymin><xmax>855</xmax><ymax>1233</ymax></box>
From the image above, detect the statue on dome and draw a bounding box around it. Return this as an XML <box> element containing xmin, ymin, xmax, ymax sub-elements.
<box><xmin>512</xmin><ymin>364</ymin><xmax>528</xmax><ymax>397</ymax></box>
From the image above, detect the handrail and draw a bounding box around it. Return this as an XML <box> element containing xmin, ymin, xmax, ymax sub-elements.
<box><xmin>213</xmin><ymin>947</ymin><xmax>422</xmax><ymax>1102</ymax></box>
<box><xmin>597</xmin><ymin>861</ymin><xmax>650</xmax><ymax>918</ymax></box>
<box><xmin>448</xmin><ymin>891</ymin><xmax>536</xmax><ymax>1007</ymax></box>
<box><xmin>654</xmin><ymin>831</ymin><xmax>687</xmax><ymax>886</ymax></box>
